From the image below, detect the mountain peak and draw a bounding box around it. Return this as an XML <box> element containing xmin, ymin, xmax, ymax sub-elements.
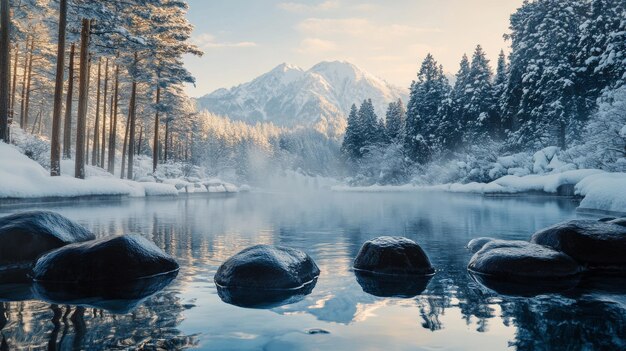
<box><xmin>195</xmin><ymin>61</ymin><xmax>408</xmax><ymax>136</ymax></box>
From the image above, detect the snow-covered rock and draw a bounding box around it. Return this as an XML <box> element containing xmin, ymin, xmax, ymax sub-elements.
<box><xmin>576</xmin><ymin>173</ymin><xmax>626</xmax><ymax>213</ymax></box>
<box><xmin>353</xmin><ymin>237</ymin><xmax>434</xmax><ymax>276</ymax></box>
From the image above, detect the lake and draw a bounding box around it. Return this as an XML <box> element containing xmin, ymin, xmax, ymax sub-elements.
<box><xmin>0</xmin><ymin>191</ymin><xmax>624</xmax><ymax>350</ymax></box>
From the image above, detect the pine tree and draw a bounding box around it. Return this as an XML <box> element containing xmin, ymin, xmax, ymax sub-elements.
<box><xmin>385</xmin><ymin>99</ymin><xmax>405</xmax><ymax>143</ymax></box>
<box><xmin>341</xmin><ymin>103</ymin><xmax>361</xmax><ymax>161</ymax></box>
<box><xmin>405</xmin><ymin>54</ymin><xmax>450</xmax><ymax>163</ymax></box>
<box><xmin>493</xmin><ymin>50</ymin><xmax>508</xmax><ymax>137</ymax></box>
<box><xmin>465</xmin><ymin>45</ymin><xmax>495</xmax><ymax>142</ymax></box>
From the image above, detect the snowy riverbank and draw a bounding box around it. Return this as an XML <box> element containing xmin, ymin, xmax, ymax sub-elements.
<box><xmin>0</xmin><ymin>142</ymin><xmax>239</xmax><ymax>199</ymax></box>
<box><xmin>333</xmin><ymin>170</ymin><xmax>626</xmax><ymax>214</ymax></box>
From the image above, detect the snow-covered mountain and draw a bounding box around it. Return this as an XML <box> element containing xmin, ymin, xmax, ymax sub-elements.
<box><xmin>195</xmin><ymin>61</ymin><xmax>408</xmax><ymax>135</ymax></box>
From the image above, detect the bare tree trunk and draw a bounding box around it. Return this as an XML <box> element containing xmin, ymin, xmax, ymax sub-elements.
<box><xmin>152</xmin><ymin>85</ymin><xmax>160</xmax><ymax>173</ymax></box>
<box><xmin>91</xmin><ymin>59</ymin><xmax>101</xmax><ymax>166</ymax></box>
<box><xmin>19</xmin><ymin>37</ymin><xmax>28</xmax><ymax>129</ymax></box>
<box><xmin>74</xmin><ymin>19</ymin><xmax>91</xmax><ymax>180</ymax></box>
<box><xmin>30</xmin><ymin>109</ymin><xmax>40</xmax><ymax>134</ymax></box>
<box><xmin>85</xmin><ymin>126</ymin><xmax>90</xmax><ymax>165</ymax></box>
<box><xmin>126</xmin><ymin>79</ymin><xmax>137</xmax><ymax>180</ymax></box>
<box><xmin>137</xmin><ymin>125</ymin><xmax>143</xmax><ymax>155</ymax></box>
<box><xmin>50</xmin><ymin>0</ymin><xmax>67</xmax><ymax>176</ymax></box>
<box><xmin>23</xmin><ymin>38</ymin><xmax>34</xmax><ymax>129</ymax></box>
<box><xmin>164</xmin><ymin>118</ymin><xmax>169</xmax><ymax>163</ymax></box>
<box><xmin>0</xmin><ymin>0</ymin><xmax>10</xmax><ymax>142</ymax></box>
<box><xmin>63</xmin><ymin>43</ymin><xmax>75</xmax><ymax>159</ymax></box>
<box><xmin>10</xmin><ymin>42</ymin><xmax>17</xmax><ymax>122</ymax></box>
<box><xmin>107</xmin><ymin>64</ymin><xmax>118</xmax><ymax>174</ymax></box>
<box><xmin>100</xmin><ymin>58</ymin><xmax>108</xmax><ymax>167</ymax></box>
<box><xmin>120</xmin><ymin>108</ymin><xmax>130</xmax><ymax>179</ymax></box>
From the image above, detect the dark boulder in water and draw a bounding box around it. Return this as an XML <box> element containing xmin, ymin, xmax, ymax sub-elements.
<box><xmin>214</xmin><ymin>245</ymin><xmax>320</xmax><ymax>290</ymax></box>
<box><xmin>0</xmin><ymin>211</ymin><xmax>95</xmax><ymax>266</ymax></box>
<box><xmin>33</xmin><ymin>234</ymin><xmax>179</xmax><ymax>283</ymax></box>
<box><xmin>468</xmin><ymin>240</ymin><xmax>582</xmax><ymax>279</ymax></box>
<box><xmin>530</xmin><ymin>220</ymin><xmax>626</xmax><ymax>270</ymax></box>
<box><xmin>355</xmin><ymin>270</ymin><xmax>432</xmax><ymax>298</ymax></box>
<box><xmin>353</xmin><ymin>237</ymin><xmax>434</xmax><ymax>276</ymax></box>
<box><xmin>467</xmin><ymin>237</ymin><xmax>497</xmax><ymax>253</ymax></box>
<box><xmin>33</xmin><ymin>271</ymin><xmax>178</xmax><ymax>314</ymax></box>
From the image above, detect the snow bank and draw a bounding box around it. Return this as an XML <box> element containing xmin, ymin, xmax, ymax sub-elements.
<box><xmin>0</xmin><ymin>143</ymin><xmax>181</xmax><ymax>199</ymax></box>
<box><xmin>334</xmin><ymin>169</ymin><xmax>626</xmax><ymax>214</ymax></box>
<box><xmin>576</xmin><ymin>173</ymin><xmax>626</xmax><ymax>213</ymax></box>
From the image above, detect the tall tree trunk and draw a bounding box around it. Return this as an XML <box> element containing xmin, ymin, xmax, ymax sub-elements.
<box><xmin>30</xmin><ymin>109</ymin><xmax>40</xmax><ymax>134</ymax></box>
<box><xmin>164</xmin><ymin>118</ymin><xmax>169</xmax><ymax>163</ymax></box>
<box><xmin>120</xmin><ymin>108</ymin><xmax>130</xmax><ymax>179</ymax></box>
<box><xmin>91</xmin><ymin>59</ymin><xmax>101</xmax><ymax>166</ymax></box>
<box><xmin>85</xmin><ymin>126</ymin><xmax>89</xmax><ymax>165</ymax></box>
<box><xmin>0</xmin><ymin>0</ymin><xmax>10</xmax><ymax>142</ymax></box>
<box><xmin>74</xmin><ymin>19</ymin><xmax>91</xmax><ymax>180</ymax></box>
<box><xmin>107</xmin><ymin>64</ymin><xmax>119</xmax><ymax>174</ymax></box>
<box><xmin>127</xmin><ymin>80</ymin><xmax>137</xmax><ymax>180</ymax></box>
<box><xmin>100</xmin><ymin>58</ymin><xmax>108</xmax><ymax>167</ymax></box>
<box><xmin>18</xmin><ymin>37</ymin><xmax>28</xmax><ymax>129</ymax></box>
<box><xmin>63</xmin><ymin>43</ymin><xmax>75</xmax><ymax>159</ymax></box>
<box><xmin>23</xmin><ymin>38</ymin><xmax>34</xmax><ymax>129</ymax></box>
<box><xmin>50</xmin><ymin>0</ymin><xmax>67</xmax><ymax>176</ymax></box>
<box><xmin>137</xmin><ymin>125</ymin><xmax>143</xmax><ymax>155</ymax></box>
<box><xmin>152</xmin><ymin>86</ymin><xmax>160</xmax><ymax>173</ymax></box>
<box><xmin>10</xmin><ymin>42</ymin><xmax>17</xmax><ymax>122</ymax></box>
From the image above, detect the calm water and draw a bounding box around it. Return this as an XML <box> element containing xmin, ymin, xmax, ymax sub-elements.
<box><xmin>0</xmin><ymin>191</ymin><xmax>624</xmax><ymax>351</ymax></box>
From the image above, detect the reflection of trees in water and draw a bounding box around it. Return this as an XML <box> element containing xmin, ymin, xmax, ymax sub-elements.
<box><xmin>0</xmin><ymin>290</ymin><xmax>197</xmax><ymax>350</ymax></box>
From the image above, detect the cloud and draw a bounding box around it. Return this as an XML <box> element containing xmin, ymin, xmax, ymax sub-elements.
<box><xmin>297</xmin><ymin>38</ymin><xmax>338</xmax><ymax>54</ymax></box>
<box><xmin>192</xmin><ymin>33</ymin><xmax>258</xmax><ymax>49</ymax></box>
<box><xmin>277</xmin><ymin>1</ymin><xmax>339</xmax><ymax>13</ymax></box>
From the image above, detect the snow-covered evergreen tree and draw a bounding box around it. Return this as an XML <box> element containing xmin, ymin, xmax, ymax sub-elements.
<box><xmin>464</xmin><ymin>45</ymin><xmax>495</xmax><ymax>143</ymax></box>
<box><xmin>385</xmin><ymin>99</ymin><xmax>405</xmax><ymax>143</ymax></box>
<box><xmin>405</xmin><ymin>54</ymin><xmax>450</xmax><ymax>163</ymax></box>
<box><xmin>341</xmin><ymin>103</ymin><xmax>361</xmax><ymax>161</ymax></box>
<box><xmin>492</xmin><ymin>50</ymin><xmax>508</xmax><ymax>137</ymax></box>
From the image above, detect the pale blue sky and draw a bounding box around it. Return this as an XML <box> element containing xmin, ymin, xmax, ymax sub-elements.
<box><xmin>184</xmin><ymin>0</ymin><xmax>524</xmax><ymax>97</ymax></box>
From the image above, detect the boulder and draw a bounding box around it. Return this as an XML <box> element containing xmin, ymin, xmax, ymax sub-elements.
<box><xmin>530</xmin><ymin>220</ymin><xmax>626</xmax><ymax>269</ymax></box>
<box><xmin>467</xmin><ymin>237</ymin><xmax>496</xmax><ymax>253</ymax></box>
<box><xmin>33</xmin><ymin>234</ymin><xmax>179</xmax><ymax>283</ymax></box>
<box><xmin>0</xmin><ymin>211</ymin><xmax>95</xmax><ymax>266</ymax></box>
<box><xmin>353</xmin><ymin>237</ymin><xmax>434</xmax><ymax>276</ymax></box>
<box><xmin>214</xmin><ymin>245</ymin><xmax>320</xmax><ymax>290</ymax></box>
<box><xmin>468</xmin><ymin>240</ymin><xmax>582</xmax><ymax>279</ymax></box>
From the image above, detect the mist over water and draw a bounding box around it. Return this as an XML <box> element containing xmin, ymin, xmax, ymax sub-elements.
<box><xmin>1</xmin><ymin>191</ymin><xmax>624</xmax><ymax>350</ymax></box>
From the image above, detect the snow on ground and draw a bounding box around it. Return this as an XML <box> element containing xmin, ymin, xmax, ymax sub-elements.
<box><xmin>333</xmin><ymin>169</ymin><xmax>626</xmax><ymax>214</ymax></box>
<box><xmin>0</xmin><ymin>141</ymin><xmax>238</xmax><ymax>199</ymax></box>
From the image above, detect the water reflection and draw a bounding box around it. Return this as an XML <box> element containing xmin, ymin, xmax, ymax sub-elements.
<box><xmin>0</xmin><ymin>192</ymin><xmax>623</xmax><ymax>350</ymax></box>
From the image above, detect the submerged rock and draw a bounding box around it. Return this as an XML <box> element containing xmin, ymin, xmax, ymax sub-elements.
<box><xmin>214</xmin><ymin>245</ymin><xmax>320</xmax><ymax>290</ymax></box>
<box><xmin>467</xmin><ymin>237</ymin><xmax>497</xmax><ymax>253</ymax></box>
<box><xmin>33</xmin><ymin>234</ymin><xmax>179</xmax><ymax>283</ymax></box>
<box><xmin>0</xmin><ymin>211</ymin><xmax>95</xmax><ymax>266</ymax></box>
<box><xmin>469</xmin><ymin>271</ymin><xmax>581</xmax><ymax>297</ymax></box>
<box><xmin>530</xmin><ymin>220</ymin><xmax>626</xmax><ymax>270</ymax></box>
<box><xmin>355</xmin><ymin>270</ymin><xmax>432</xmax><ymax>298</ymax></box>
<box><xmin>468</xmin><ymin>240</ymin><xmax>582</xmax><ymax>278</ymax></box>
<box><xmin>353</xmin><ymin>237</ymin><xmax>434</xmax><ymax>276</ymax></box>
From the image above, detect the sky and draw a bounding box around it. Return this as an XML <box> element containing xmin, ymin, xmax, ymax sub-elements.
<box><xmin>183</xmin><ymin>0</ymin><xmax>525</xmax><ymax>97</ymax></box>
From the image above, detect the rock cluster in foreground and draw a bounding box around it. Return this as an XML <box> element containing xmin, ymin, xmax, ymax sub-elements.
<box><xmin>467</xmin><ymin>217</ymin><xmax>626</xmax><ymax>295</ymax></box>
<box><xmin>0</xmin><ymin>211</ymin><xmax>178</xmax><ymax>312</ymax></box>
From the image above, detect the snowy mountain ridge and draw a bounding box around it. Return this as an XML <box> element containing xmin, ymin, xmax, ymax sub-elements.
<box><xmin>194</xmin><ymin>61</ymin><xmax>408</xmax><ymax>136</ymax></box>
